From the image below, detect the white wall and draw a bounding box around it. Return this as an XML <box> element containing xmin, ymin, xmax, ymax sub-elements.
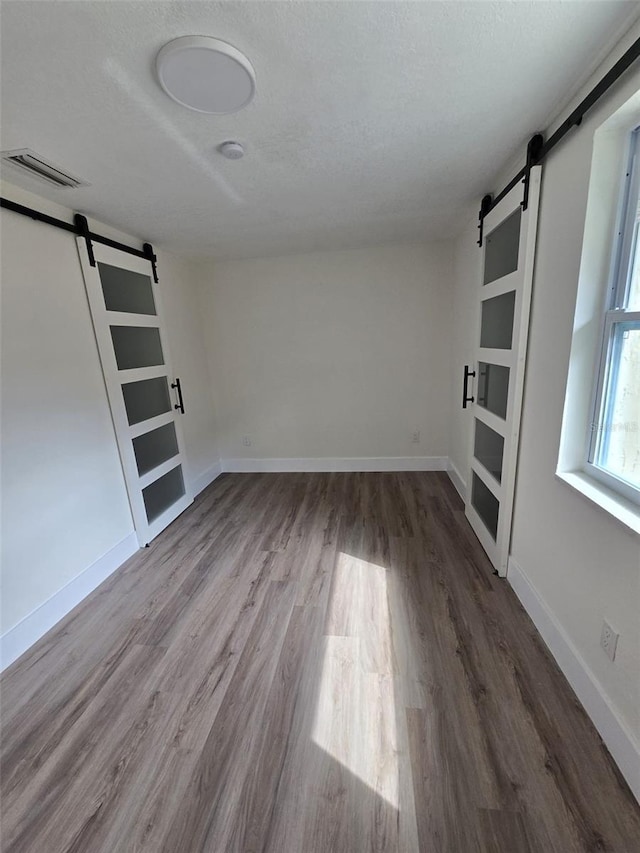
<box><xmin>510</xmin><ymin>67</ymin><xmax>640</xmax><ymax>740</ymax></box>
<box><xmin>448</xmin><ymin>210</ymin><xmax>479</xmax><ymax>493</ymax></box>
<box><xmin>153</xmin><ymin>251</ymin><xmax>221</xmax><ymax>492</ymax></box>
<box><xmin>449</xmin><ymin>32</ymin><xmax>640</xmax><ymax>792</ymax></box>
<box><xmin>197</xmin><ymin>243</ymin><xmax>453</xmax><ymax>467</ymax></box>
<box><xmin>1</xmin><ymin>189</ymin><xmax>134</xmax><ymax>637</ymax></box>
<box><xmin>0</xmin><ymin>182</ymin><xmax>220</xmax><ymax>655</ymax></box>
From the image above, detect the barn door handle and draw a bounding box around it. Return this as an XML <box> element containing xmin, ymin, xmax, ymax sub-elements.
<box><xmin>462</xmin><ymin>365</ymin><xmax>475</xmax><ymax>409</ymax></box>
<box><xmin>171</xmin><ymin>378</ymin><xmax>185</xmax><ymax>414</ymax></box>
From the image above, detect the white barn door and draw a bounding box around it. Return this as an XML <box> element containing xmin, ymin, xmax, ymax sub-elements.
<box><xmin>77</xmin><ymin>240</ymin><xmax>192</xmax><ymax>546</ymax></box>
<box><xmin>464</xmin><ymin>166</ymin><xmax>541</xmax><ymax>576</ymax></box>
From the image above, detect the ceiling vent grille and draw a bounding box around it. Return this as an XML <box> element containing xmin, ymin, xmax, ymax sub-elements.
<box><xmin>1</xmin><ymin>149</ymin><xmax>90</xmax><ymax>188</ymax></box>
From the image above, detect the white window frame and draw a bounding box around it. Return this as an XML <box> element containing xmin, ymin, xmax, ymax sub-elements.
<box><xmin>586</xmin><ymin>126</ymin><xmax>640</xmax><ymax>506</ymax></box>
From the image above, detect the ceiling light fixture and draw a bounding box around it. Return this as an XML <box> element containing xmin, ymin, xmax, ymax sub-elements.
<box><xmin>156</xmin><ymin>36</ymin><xmax>255</xmax><ymax>115</ymax></box>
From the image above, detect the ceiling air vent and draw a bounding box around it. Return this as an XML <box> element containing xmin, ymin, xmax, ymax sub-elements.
<box><xmin>1</xmin><ymin>149</ymin><xmax>90</xmax><ymax>188</ymax></box>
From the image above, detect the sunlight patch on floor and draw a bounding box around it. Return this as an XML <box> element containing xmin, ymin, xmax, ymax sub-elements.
<box><xmin>312</xmin><ymin>551</ymin><xmax>400</xmax><ymax>809</ymax></box>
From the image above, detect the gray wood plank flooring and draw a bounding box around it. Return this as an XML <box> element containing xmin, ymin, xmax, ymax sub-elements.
<box><xmin>1</xmin><ymin>472</ymin><xmax>639</xmax><ymax>852</ymax></box>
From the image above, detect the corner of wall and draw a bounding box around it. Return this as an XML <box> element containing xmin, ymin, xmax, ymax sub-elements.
<box><xmin>446</xmin><ymin>459</ymin><xmax>467</xmax><ymax>501</ymax></box>
<box><xmin>192</xmin><ymin>459</ymin><xmax>223</xmax><ymax>496</ymax></box>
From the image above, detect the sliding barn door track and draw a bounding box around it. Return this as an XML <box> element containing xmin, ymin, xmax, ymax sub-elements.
<box><xmin>477</xmin><ymin>35</ymin><xmax>640</xmax><ymax>245</ymax></box>
<box><xmin>0</xmin><ymin>197</ymin><xmax>158</xmax><ymax>282</ymax></box>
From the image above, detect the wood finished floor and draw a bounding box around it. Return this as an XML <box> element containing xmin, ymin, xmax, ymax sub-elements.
<box><xmin>1</xmin><ymin>472</ymin><xmax>639</xmax><ymax>853</ymax></box>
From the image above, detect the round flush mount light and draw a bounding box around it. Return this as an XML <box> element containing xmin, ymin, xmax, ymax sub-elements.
<box><xmin>219</xmin><ymin>141</ymin><xmax>245</xmax><ymax>159</ymax></box>
<box><xmin>156</xmin><ymin>36</ymin><xmax>255</xmax><ymax>114</ymax></box>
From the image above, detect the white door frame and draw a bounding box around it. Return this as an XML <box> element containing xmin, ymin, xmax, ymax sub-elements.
<box><xmin>465</xmin><ymin>166</ymin><xmax>541</xmax><ymax>576</ymax></box>
<box><xmin>77</xmin><ymin>239</ymin><xmax>193</xmax><ymax>546</ymax></box>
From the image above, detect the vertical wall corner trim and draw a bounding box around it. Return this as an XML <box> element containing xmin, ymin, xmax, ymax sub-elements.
<box><xmin>507</xmin><ymin>556</ymin><xmax>640</xmax><ymax>804</ymax></box>
<box><xmin>0</xmin><ymin>532</ymin><xmax>139</xmax><ymax>672</ymax></box>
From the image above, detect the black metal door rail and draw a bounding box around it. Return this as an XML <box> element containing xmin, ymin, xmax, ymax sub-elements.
<box><xmin>0</xmin><ymin>197</ymin><xmax>158</xmax><ymax>282</ymax></box>
<box><xmin>477</xmin><ymin>35</ymin><xmax>640</xmax><ymax>246</ymax></box>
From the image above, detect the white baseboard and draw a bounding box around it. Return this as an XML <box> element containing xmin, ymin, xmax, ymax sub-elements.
<box><xmin>222</xmin><ymin>456</ymin><xmax>449</xmax><ymax>473</ymax></box>
<box><xmin>192</xmin><ymin>459</ymin><xmax>223</xmax><ymax>496</ymax></box>
<box><xmin>507</xmin><ymin>557</ymin><xmax>640</xmax><ymax>804</ymax></box>
<box><xmin>447</xmin><ymin>460</ymin><xmax>467</xmax><ymax>500</ymax></box>
<box><xmin>0</xmin><ymin>532</ymin><xmax>139</xmax><ymax>672</ymax></box>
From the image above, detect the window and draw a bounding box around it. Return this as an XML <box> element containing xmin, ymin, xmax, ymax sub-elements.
<box><xmin>587</xmin><ymin>128</ymin><xmax>640</xmax><ymax>504</ymax></box>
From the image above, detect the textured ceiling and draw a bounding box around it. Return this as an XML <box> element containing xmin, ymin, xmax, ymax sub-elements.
<box><xmin>1</xmin><ymin>1</ymin><xmax>639</xmax><ymax>259</ymax></box>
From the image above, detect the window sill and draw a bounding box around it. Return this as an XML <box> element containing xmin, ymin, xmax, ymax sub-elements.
<box><xmin>556</xmin><ymin>470</ymin><xmax>640</xmax><ymax>536</ymax></box>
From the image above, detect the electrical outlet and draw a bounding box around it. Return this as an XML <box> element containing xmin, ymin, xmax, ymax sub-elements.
<box><xmin>242</xmin><ymin>435</ymin><xmax>252</xmax><ymax>447</ymax></box>
<box><xmin>411</xmin><ymin>430</ymin><xmax>420</xmax><ymax>444</ymax></box>
<box><xmin>600</xmin><ymin>619</ymin><xmax>619</xmax><ymax>662</ymax></box>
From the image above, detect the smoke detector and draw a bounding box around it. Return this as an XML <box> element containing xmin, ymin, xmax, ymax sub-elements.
<box><xmin>156</xmin><ymin>36</ymin><xmax>255</xmax><ymax>115</ymax></box>
<box><xmin>1</xmin><ymin>149</ymin><xmax>89</xmax><ymax>188</ymax></box>
<box><xmin>219</xmin><ymin>141</ymin><xmax>245</xmax><ymax>160</ymax></box>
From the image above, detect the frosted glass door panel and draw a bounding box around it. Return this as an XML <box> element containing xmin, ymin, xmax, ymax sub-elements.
<box><xmin>98</xmin><ymin>262</ymin><xmax>157</xmax><ymax>315</ymax></box>
<box><xmin>80</xmin><ymin>239</ymin><xmax>192</xmax><ymax>547</ymax></box>
<box><xmin>122</xmin><ymin>376</ymin><xmax>171</xmax><ymax>425</ymax></box>
<box><xmin>474</xmin><ymin>419</ymin><xmax>505</xmax><ymax>483</ymax></box>
<box><xmin>465</xmin><ymin>166</ymin><xmax>541</xmax><ymax>576</ymax></box>
<box><xmin>471</xmin><ymin>473</ymin><xmax>499</xmax><ymax>540</ymax></box>
<box><xmin>110</xmin><ymin>326</ymin><xmax>165</xmax><ymax>371</ymax></box>
<box><xmin>143</xmin><ymin>465</ymin><xmax>185</xmax><ymax>522</ymax></box>
<box><xmin>133</xmin><ymin>422</ymin><xmax>179</xmax><ymax>476</ymax></box>
<box><xmin>480</xmin><ymin>291</ymin><xmax>516</xmax><ymax>349</ymax></box>
<box><xmin>483</xmin><ymin>208</ymin><xmax>521</xmax><ymax>285</ymax></box>
<box><xmin>477</xmin><ymin>362</ymin><xmax>510</xmax><ymax>420</ymax></box>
